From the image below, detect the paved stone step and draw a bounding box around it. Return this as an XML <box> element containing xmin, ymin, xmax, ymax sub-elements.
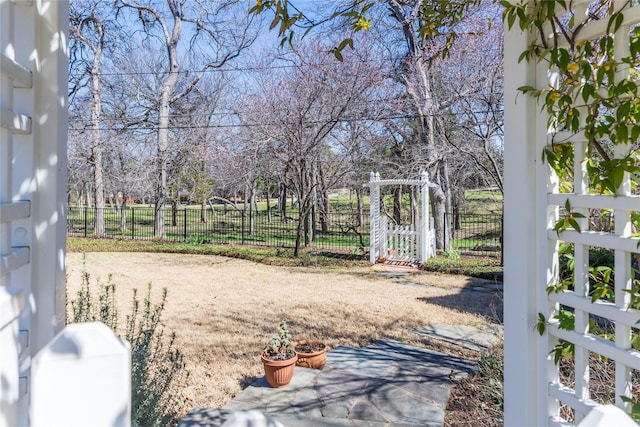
<box><xmin>412</xmin><ymin>325</ymin><xmax>501</xmax><ymax>352</ymax></box>
<box><xmin>270</xmin><ymin>413</ymin><xmax>436</xmax><ymax>426</ymax></box>
<box><xmin>312</xmin><ymin>365</ymin><xmax>445</xmax><ymax>426</ymax></box>
<box><xmin>365</xmin><ymin>338</ymin><xmax>478</xmax><ymax>371</ymax></box>
<box><xmin>326</xmin><ymin>340</ymin><xmax>476</xmax><ymax>383</ymax></box>
<box><xmin>180</xmin><ymin>408</ymin><xmax>431</xmax><ymax>427</ymax></box>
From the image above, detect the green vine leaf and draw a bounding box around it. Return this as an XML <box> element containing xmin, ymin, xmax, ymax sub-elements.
<box><xmin>620</xmin><ymin>396</ymin><xmax>640</xmax><ymax>422</ymax></box>
<box><xmin>535</xmin><ymin>312</ymin><xmax>547</xmax><ymax>335</ymax></box>
<box><xmin>551</xmin><ymin>340</ymin><xmax>575</xmax><ymax>364</ymax></box>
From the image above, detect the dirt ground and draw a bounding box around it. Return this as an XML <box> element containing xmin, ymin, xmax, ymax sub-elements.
<box><xmin>65</xmin><ymin>252</ymin><xmax>503</xmax><ymax>413</ymax></box>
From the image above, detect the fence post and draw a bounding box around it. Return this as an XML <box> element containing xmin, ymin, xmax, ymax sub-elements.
<box><xmin>130</xmin><ymin>207</ymin><xmax>135</xmax><ymax>239</ymax></box>
<box><xmin>443</xmin><ymin>211</ymin><xmax>448</xmax><ymax>252</ymax></box>
<box><xmin>241</xmin><ymin>210</ymin><xmax>245</xmax><ymax>245</ymax></box>
<box><xmin>84</xmin><ymin>206</ymin><xmax>88</xmax><ymax>237</ymax></box>
<box><xmin>183</xmin><ymin>209</ymin><xmax>187</xmax><ymax>241</ymax></box>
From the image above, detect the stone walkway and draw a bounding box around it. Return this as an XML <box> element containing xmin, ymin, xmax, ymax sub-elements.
<box><xmin>179</xmin><ymin>266</ymin><xmax>503</xmax><ymax>427</ymax></box>
<box><xmin>179</xmin><ymin>338</ymin><xmax>478</xmax><ymax>427</ymax></box>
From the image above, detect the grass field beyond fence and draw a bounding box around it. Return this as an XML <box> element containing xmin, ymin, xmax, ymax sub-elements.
<box><xmin>67</xmin><ymin>205</ymin><xmax>502</xmax><ymax>258</ymax></box>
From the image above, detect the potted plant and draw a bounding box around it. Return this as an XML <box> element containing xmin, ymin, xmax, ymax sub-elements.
<box><xmin>294</xmin><ymin>340</ymin><xmax>328</xmax><ymax>370</ymax></box>
<box><xmin>261</xmin><ymin>320</ymin><xmax>298</xmax><ymax>388</ymax></box>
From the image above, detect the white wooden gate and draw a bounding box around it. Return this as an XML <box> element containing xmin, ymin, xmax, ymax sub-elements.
<box><xmin>365</xmin><ymin>171</ymin><xmax>435</xmax><ymax>264</ymax></box>
<box><xmin>379</xmin><ymin>216</ymin><xmax>419</xmax><ymax>262</ymax></box>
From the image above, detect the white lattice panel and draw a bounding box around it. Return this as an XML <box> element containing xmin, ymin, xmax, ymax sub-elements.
<box><xmin>1</xmin><ymin>1</ymin><xmax>33</xmax><ymax>425</ymax></box>
<box><xmin>505</xmin><ymin>1</ymin><xmax>640</xmax><ymax>425</ymax></box>
<box><xmin>505</xmin><ymin>2</ymin><xmax>640</xmax><ymax>426</ymax></box>
<box><xmin>1</xmin><ymin>1</ymin><xmax>67</xmax><ymax>426</ymax></box>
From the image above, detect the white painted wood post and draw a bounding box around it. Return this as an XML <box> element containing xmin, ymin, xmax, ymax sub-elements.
<box><xmin>1</xmin><ymin>1</ymin><xmax>68</xmax><ymax>426</ymax></box>
<box><xmin>420</xmin><ymin>171</ymin><xmax>429</xmax><ymax>263</ymax></box>
<box><xmin>0</xmin><ymin>289</ymin><xmax>24</xmax><ymax>427</ymax></box>
<box><xmin>380</xmin><ymin>215</ymin><xmax>388</xmax><ymax>259</ymax></box>
<box><xmin>368</xmin><ymin>172</ymin><xmax>380</xmax><ymax>264</ymax></box>
<box><xmin>503</xmin><ymin>17</ymin><xmax>544</xmax><ymax>427</ymax></box>
<box><xmin>577</xmin><ymin>406</ymin><xmax>637</xmax><ymax>427</ymax></box>
<box><xmin>29</xmin><ymin>0</ymin><xmax>69</xmax><ymax>354</ymax></box>
<box><xmin>31</xmin><ymin>322</ymin><xmax>132</xmax><ymax>427</ymax></box>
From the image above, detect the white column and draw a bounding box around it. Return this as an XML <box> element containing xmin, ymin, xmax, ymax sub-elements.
<box><xmin>420</xmin><ymin>171</ymin><xmax>429</xmax><ymax>262</ymax></box>
<box><xmin>503</xmin><ymin>19</ymin><xmax>543</xmax><ymax>427</ymax></box>
<box><xmin>30</xmin><ymin>0</ymin><xmax>68</xmax><ymax>351</ymax></box>
<box><xmin>1</xmin><ymin>1</ymin><xmax>24</xmax><ymax>425</ymax></box>
<box><xmin>368</xmin><ymin>172</ymin><xmax>379</xmax><ymax>264</ymax></box>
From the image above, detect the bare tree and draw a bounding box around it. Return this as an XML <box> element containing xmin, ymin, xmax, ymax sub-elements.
<box><xmin>69</xmin><ymin>2</ymin><xmax>113</xmax><ymax>235</ymax></box>
<box><xmin>240</xmin><ymin>39</ymin><xmax>389</xmax><ymax>255</ymax></box>
<box><xmin>434</xmin><ymin>2</ymin><xmax>504</xmax><ymax>194</ymax></box>
<box><xmin>249</xmin><ymin>0</ymin><xmax>495</xmax><ymax>251</ymax></box>
<box><xmin>117</xmin><ymin>0</ymin><xmax>256</xmax><ymax>236</ymax></box>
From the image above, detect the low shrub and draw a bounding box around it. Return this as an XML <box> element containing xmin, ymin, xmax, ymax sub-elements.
<box><xmin>442</xmin><ymin>249</ymin><xmax>461</xmax><ymax>260</ymax></box>
<box><xmin>445</xmin><ymin>343</ymin><xmax>504</xmax><ymax>426</ymax></box>
<box><xmin>421</xmin><ymin>257</ymin><xmax>503</xmax><ymax>281</ymax></box>
<box><xmin>67</xmin><ymin>259</ymin><xmax>188</xmax><ymax>427</ymax></box>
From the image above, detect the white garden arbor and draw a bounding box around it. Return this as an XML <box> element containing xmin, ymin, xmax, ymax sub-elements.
<box><xmin>365</xmin><ymin>171</ymin><xmax>436</xmax><ymax>265</ymax></box>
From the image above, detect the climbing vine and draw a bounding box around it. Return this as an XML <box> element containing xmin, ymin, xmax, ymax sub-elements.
<box><xmin>502</xmin><ymin>1</ymin><xmax>640</xmax><ymax>189</ymax></box>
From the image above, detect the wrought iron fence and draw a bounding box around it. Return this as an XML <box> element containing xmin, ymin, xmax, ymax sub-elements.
<box><xmin>444</xmin><ymin>212</ymin><xmax>502</xmax><ymax>258</ymax></box>
<box><xmin>66</xmin><ymin>206</ymin><xmax>370</xmax><ymax>253</ymax></box>
<box><xmin>67</xmin><ymin>206</ymin><xmax>503</xmax><ymax>258</ymax></box>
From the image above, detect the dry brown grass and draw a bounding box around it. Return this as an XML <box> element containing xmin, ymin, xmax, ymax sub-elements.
<box><xmin>66</xmin><ymin>252</ymin><xmax>502</xmax><ymax>414</ymax></box>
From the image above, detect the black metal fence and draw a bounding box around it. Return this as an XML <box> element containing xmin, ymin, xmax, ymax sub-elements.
<box><xmin>445</xmin><ymin>212</ymin><xmax>502</xmax><ymax>257</ymax></box>
<box><xmin>66</xmin><ymin>206</ymin><xmax>370</xmax><ymax>253</ymax></box>
<box><xmin>67</xmin><ymin>206</ymin><xmax>503</xmax><ymax>258</ymax></box>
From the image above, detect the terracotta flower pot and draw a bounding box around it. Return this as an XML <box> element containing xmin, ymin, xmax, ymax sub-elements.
<box><xmin>261</xmin><ymin>353</ymin><xmax>297</xmax><ymax>388</ymax></box>
<box><xmin>294</xmin><ymin>340</ymin><xmax>328</xmax><ymax>370</ymax></box>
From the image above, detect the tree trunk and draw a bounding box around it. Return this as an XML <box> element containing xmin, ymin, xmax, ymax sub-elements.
<box><xmin>171</xmin><ymin>199</ymin><xmax>178</xmax><ymax>227</ymax></box>
<box><xmin>430</xmin><ymin>186</ymin><xmax>449</xmax><ymax>250</ymax></box>
<box><xmin>410</xmin><ymin>186</ymin><xmax>418</xmax><ymax>227</ymax></box>
<box><xmin>249</xmin><ymin>181</ymin><xmax>256</xmax><ymax>235</ymax></box>
<box><xmin>306</xmin><ymin>205</ymin><xmax>314</xmax><ymax>246</ymax></box>
<box><xmin>120</xmin><ymin>197</ymin><xmax>127</xmax><ymax>232</ymax></box>
<box><xmin>200</xmin><ymin>201</ymin><xmax>207</xmax><ymax>223</ymax></box>
<box><xmin>265</xmin><ymin>178</ymin><xmax>271</xmax><ymax>223</ymax></box>
<box><xmin>279</xmin><ymin>181</ymin><xmax>287</xmax><ymax>223</ymax></box>
<box><xmin>294</xmin><ymin>211</ymin><xmax>304</xmax><ymax>257</ymax></box>
<box><xmin>81</xmin><ymin>16</ymin><xmax>105</xmax><ymax>237</ymax></box>
<box><xmin>86</xmin><ymin>183</ymin><xmax>92</xmax><ymax>208</ymax></box>
<box><xmin>357</xmin><ymin>188</ymin><xmax>364</xmax><ymax>227</ymax></box>
<box><xmin>393</xmin><ymin>186</ymin><xmax>402</xmax><ymax>225</ymax></box>
<box><xmin>440</xmin><ymin>159</ymin><xmax>453</xmax><ymax>227</ymax></box>
<box><xmin>318</xmin><ymin>166</ymin><xmax>329</xmax><ymax>232</ymax></box>
<box><xmin>153</xmin><ymin>8</ymin><xmax>183</xmax><ymax>238</ymax></box>
<box><xmin>294</xmin><ymin>185</ymin><xmax>307</xmax><ymax>257</ymax></box>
